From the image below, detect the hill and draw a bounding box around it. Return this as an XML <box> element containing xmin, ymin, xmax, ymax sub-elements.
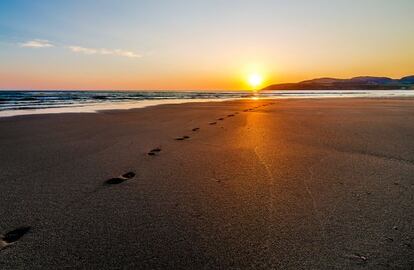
<box><xmin>263</xmin><ymin>76</ymin><xmax>414</xmax><ymax>90</ymax></box>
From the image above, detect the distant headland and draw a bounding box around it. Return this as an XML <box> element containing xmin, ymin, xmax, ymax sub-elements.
<box><xmin>263</xmin><ymin>76</ymin><xmax>414</xmax><ymax>90</ymax></box>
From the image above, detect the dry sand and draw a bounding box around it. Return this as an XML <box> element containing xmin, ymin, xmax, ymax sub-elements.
<box><xmin>0</xmin><ymin>98</ymin><xmax>413</xmax><ymax>269</ymax></box>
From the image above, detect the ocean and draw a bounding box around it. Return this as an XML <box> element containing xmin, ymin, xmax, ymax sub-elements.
<box><xmin>0</xmin><ymin>90</ymin><xmax>413</xmax><ymax>117</ymax></box>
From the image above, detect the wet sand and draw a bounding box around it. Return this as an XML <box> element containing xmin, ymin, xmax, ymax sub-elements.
<box><xmin>0</xmin><ymin>98</ymin><xmax>413</xmax><ymax>269</ymax></box>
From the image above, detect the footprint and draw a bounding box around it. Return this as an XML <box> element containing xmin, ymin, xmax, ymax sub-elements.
<box><xmin>1</xmin><ymin>227</ymin><xmax>31</xmax><ymax>250</ymax></box>
<box><xmin>209</xmin><ymin>122</ymin><xmax>217</xmax><ymax>125</ymax></box>
<box><xmin>345</xmin><ymin>253</ymin><xmax>368</xmax><ymax>265</ymax></box>
<box><xmin>175</xmin><ymin>136</ymin><xmax>190</xmax><ymax>141</ymax></box>
<box><xmin>105</xmin><ymin>172</ymin><xmax>135</xmax><ymax>185</ymax></box>
<box><xmin>148</xmin><ymin>148</ymin><xmax>161</xmax><ymax>156</ymax></box>
<box><xmin>192</xmin><ymin>128</ymin><xmax>200</xmax><ymax>132</ymax></box>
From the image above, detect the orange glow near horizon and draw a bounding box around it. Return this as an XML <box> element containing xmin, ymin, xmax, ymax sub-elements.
<box><xmin>1</xmin><ymin>2</ymin><xmax>414</xmax><ymax>91</ymax></box>
<box><xmin>1</xmin><ymin>54</ymin><xmax>413</xmax><ymax>91</ymax></box>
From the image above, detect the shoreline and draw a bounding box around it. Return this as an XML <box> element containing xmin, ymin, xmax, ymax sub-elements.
<box><xmin>0</xmin><ymin>98</ymin><xmax>235</xmax><ymax>118</ymax></box>
<box><xmin>1</xmin><ymin>90</ymin><xmax>414</xmax><ymax>118</ymax></box>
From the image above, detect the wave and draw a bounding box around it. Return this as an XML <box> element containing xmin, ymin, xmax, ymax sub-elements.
<box><xmin>0</xmin><ymin>90</ymin><xmax>413</xmax><ymax>117</ymax></box>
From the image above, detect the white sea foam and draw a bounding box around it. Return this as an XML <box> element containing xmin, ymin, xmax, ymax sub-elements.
<box><xmin>0</xmin><ymin>99</ymin><xmax>231</xmax><ymax>118</ymax></box>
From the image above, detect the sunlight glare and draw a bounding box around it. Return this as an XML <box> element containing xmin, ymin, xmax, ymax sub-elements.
<box><xmin>248</xmin><ymin>74</ymin><xmax>263</xmax><ymax>89</ymax></box>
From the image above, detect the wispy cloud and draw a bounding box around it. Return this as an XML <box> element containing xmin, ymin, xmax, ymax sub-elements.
<box><xmin>19</xmin><ymin>39</ymin><xmax>141</xmax><ymax>59</ymax></box>
<box><xmin>67</xmin><ymin>46</ymin><xmax>141</xmax><ymax>58</ymax></box>
<box><xmin>20</xmin><ymin>39</ymin><xmax>54</xmax><ymax>48</ymax></box>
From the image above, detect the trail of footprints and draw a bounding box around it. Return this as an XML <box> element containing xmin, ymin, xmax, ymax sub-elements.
<box><xmin>0</xmin><ymin>102</ymin><xmax>275</xmax><ymax>252</ymax></box>
<box><xmin>145</xmin><ymin>102</ymin><xmax>274</xmax><ymax>157</ymax></box>
<box><xmin>108</xmin><ymin>102</ymin><xmax>274</xmax><ymax>185</ymax></box>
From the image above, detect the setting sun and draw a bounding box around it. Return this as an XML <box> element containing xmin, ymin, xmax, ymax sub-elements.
<box><xmin>248</xmin><ymin>74</ymin><xmax>263</xmax><ymax>89</ymax></box>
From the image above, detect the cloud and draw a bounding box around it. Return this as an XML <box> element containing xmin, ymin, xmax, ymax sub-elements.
<box><xmin>67</xmin><ymin>46</ymin><xmax>97</xmax><ymax>54</ymax></box>
<box><xmin>19</xmin><ymin>39</ymin><xmax>142</xmax><ymax>59</ymax></box>
<box><xmin>67</xmin><ymin>46</ymin><xmax>141</xmax><ymax>58</ymax></box>
<box><xmin>20</xmin><ymin>39</ymin><xmax>54</xmax><ymax>48</ymax></box>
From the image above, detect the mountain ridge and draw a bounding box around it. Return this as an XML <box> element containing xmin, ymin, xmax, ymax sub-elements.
<box><xmin>263</xmin><ymin>76</ymin><xmax>414</xmax><ymax>90</ymax></box>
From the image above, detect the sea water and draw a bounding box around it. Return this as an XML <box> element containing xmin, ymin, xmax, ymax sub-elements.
<box><xmin>0</xmin><ymin>90</ymin><xmax>413</xmax><ymax>117</ymax></box>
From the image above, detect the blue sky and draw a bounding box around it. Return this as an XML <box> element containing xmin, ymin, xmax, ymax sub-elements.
<box><xmin>1</xmin><ymin>0</ymin><xmax>413</xmax><ymax>90</ymax></box>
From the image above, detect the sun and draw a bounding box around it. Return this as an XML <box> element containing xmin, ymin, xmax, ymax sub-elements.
<box><xmin>247</xmin><ymin>74</ymin><xmax>263</xmax><ymax>89</ymax></box>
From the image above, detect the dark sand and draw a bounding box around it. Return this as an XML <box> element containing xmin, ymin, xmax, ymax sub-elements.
<box><xmin>0</xmin><ymin>98</ymin><xmax>413</xmax><ymax>269</ymax></box>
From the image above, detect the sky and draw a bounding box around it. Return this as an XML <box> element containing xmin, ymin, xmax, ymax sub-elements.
<box><xmin>0</xmin><ymin>0</ymin><xmax>413</xmax><ymax>90</ymax></box>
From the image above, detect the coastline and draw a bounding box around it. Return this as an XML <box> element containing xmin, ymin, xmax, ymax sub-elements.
<box><xmin>0</xmin><ymin>98</ymin><xmax>235</xmax><ymax>118</ymax></box>
<box><xmin>1</xmin><ymin>90</ymin><xmax>414</xmax><ymax>118</ymax></box>
<box><xmin>0</xmin><ymin>98</ymin><xmax>413</xmax><ymax>269</ymax></box>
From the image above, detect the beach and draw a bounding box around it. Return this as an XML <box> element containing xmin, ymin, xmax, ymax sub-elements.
<box><xmin>0</xmin><ymin>98</ymin><xmax>413</xmax><ymax>269</ymax></box>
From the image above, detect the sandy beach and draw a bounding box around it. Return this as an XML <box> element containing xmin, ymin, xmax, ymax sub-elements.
<box><xmin>0</xmin><ymin>98</ymin><xmax>413</xmax><ymax>269</ymax></box>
